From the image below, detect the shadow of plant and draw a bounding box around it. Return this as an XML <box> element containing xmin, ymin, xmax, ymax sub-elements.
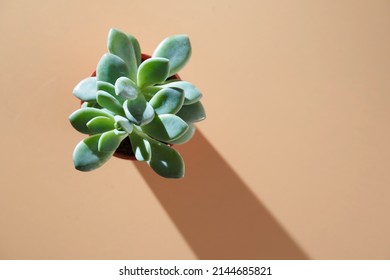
<box><xmin>135</xmin><ymin>130</ymin><xmax>308</xmax><ymax>259</ymax></box>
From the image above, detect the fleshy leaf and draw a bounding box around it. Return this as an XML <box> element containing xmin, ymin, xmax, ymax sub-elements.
<box><xmin>69</xmin><ymin>108</ymin><xmax>114</xmax><ymax>134</ymax></box>
<box><xmin>107</xmin><ymin>28</ymin><xmax>137</xmax><ymax>82</ymax></box>
<box><xmin>161</xmin><ymin>81</ymin><xmax>202</xmax><ymax>105</ymax></box>
<box><xmin>96</xmin><ymin>90</ymin><xmax>124</xmax><ymax>115</ymax></box>
<box><xmin>141</xmin><ymin>86</ymin><xmax>162</xmax><ymax>101</ymax></box>
<box><xmin>98</xmin><ymin>130</ymin><xmax>126</xmax><ymax>152</ymax></box>
<box><xmin>147</xmin><ymin>137</ymin><xmax>184</xmax><ymax>178</ymax></box>
<box><xmin>169</xmin><ymin>123</ymin><xmax>196</xmax><ymax>144</ymax></box>
<box><xmin>86</xmin><ymin>116</ymin><xmax>115</xmax><ymax>134</ymax></box>
<box><xmin>149</xmin><ymin>88</ymin><xmax>184</xmax><ymax>115</ymax></box>
<box><xmin>152</xmin><ymin>34</ymin><xmax>191</xmax><ymax>76</ymax></box>
<box><xmin>129</xmin><ymin>131</ymin><xmax>151</xmax><ymax>161</ymax></box>
<box><xmin>137</xmin><ymin>57</ymin><xmax>169</xmax><ymax>88</ymax></box>
<box><xmin>73</xmin><ymin>77</ymin><xmax>97</xmax><ymax>102</ymax></box>
<box><xmin>81</xmin><ymin>101</ymin><xmax>98</xmax><ymax>108</ymax></box>
<box><xmin>97</xmin><ymin>81</ymin><xmax>126</xmax><ymax>103</ymax></box>
<box><xmin>123</xmin><ymin>98</ymin><xmax>154</xmax><ymax>126</ymax></box>
<box><xmin>142</xmin><ymin>114</ymin><xmax>188</xmax><ymax>142</ymax></box>
<box><xmin>114</xmin><ymin>129</ymin><xmax>127</xmax><ymax>136</ymax></box>
<box><xmin>127</xmin><ymin>34</ymin><xmax>141</xmax><ymax>66</ymax></box>
<box><xmin>176</xmin><ymin>101</ymin><xmax>206</xmax><ymax>123</ymax></box>
<box><xmin>96</xmin><ymin>53</ymin><xmax>129</xmax><ymax>85</ymax></box>
<box><xmin>115</xmin><ymin>77</ymin><xmax>138</xmax><ymax>100</ymax></box>
<box><xmin>114</xmin><ymin>115</ymin><xmax>133</xmax><ymax>134</ymax></box>
<box><xmin>97</xmin><ymin>81</ymin><xmax>115</xmax><ymax>95</ymax></box>
<box><xmin>73</xmin><ymin>134</ymin><xmax>114</xmax><ymax>171</ymax></box>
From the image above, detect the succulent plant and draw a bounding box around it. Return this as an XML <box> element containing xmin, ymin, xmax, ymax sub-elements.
<box><xmin>69</xmin><ymin>28</ymin><xmax>205</xmax><ymax>178</ymax></box>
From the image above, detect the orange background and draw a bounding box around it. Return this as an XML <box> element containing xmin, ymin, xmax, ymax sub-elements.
<box><xmin>1</xmin><ymin>0</ymin><xmax>389</xmax><ymax>259</ymax></box>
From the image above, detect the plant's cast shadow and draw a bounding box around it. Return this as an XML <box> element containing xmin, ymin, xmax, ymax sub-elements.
<box><xmin>135</xmin><ymin>130</ymin><xmax>308</xmax><ymax>259</ymax></box>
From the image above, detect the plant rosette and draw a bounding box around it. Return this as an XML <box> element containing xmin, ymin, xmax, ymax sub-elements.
<box><xmin>87</xmin><ymin>54</ymin><xmax>179</xmax><ymax>161</ymax></box>
<box><xmin>69</xmin><ymin>29</ymin><xmax>206</xmax><ymax>178</ymax></box>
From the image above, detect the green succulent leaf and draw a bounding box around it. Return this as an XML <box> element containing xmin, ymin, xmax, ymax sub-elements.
<box><xmin>114</xmin><ymin>115</ymin><xmax>133</xmax><ymax>134</ymax></box>
<box><xmin>152</xmin><ymin>34</ymin><xmax>191</xmax><ymax>76</ymax></box>
<box><xmin>96</xmin><ymin>53</ymin><xmax>129</xmax><ymax>85</ymax></box>
<box><xmin>137</xmin><ymin>57</ymin><xmax>169</xmax><ymax>88</ymax></box>
<box><xmin>141</xmin><ymin>86</ymin><xmax>162</xmax><ymax>101</ymax></box>
<box><xmin>161</xmin><ymin>81</ymin><xmax>202</xmax><ymax>105</ymax></box>
<box><xmin>86</xmin><ymin>116</ymin><xmax>115</xmax><ymax>134</ymax></box>
<box><xmin>127</xmin><ymin>34</ymin><xmax>141</xmax><ymax>66</ymax></box>
<box><xmin>97</xmin><ymin>80</ymin><xmax>126</xmax><ymax>104</ymax></box>
<box><xmin>147</xmin><ymin>138</ymin><xmax>184</xmax><ymax>178</ymax></box>
<box><xmin>98</xmin><ymin>130</ymin><xmax>126</xmax><ymax>152</ymax></box>
<box><xmin>149</xmin><ymin>88</ymin><xmax>184</xmax><ymax>115</ymax></box>
<box><xmin>81</xmin><ymin>101</ymin><xmax>99</xmax><ymax>108</ymax></box>
<box><xmin>96</xmin><ymin>90</ymin><xmax>124</xmax><ymax>115</ymax></box>
<box><xmin>107</xmin><ymin>28</ymin><xmax>137</xmax><ymax>82</ymax></box>
<box><xmin>142</xmin><ymin>114</ymin><xmax>188</xmax><ymax>142</ymax></box>
<box><xmin>169</xmin><ymin>123</ymin><xmax>196</xmax><ymax>144</ymax></box>
<box><xmin>176</xmin><ymin>101</ymin><xmax>206</xmax><ymax>123</ymax></box>
<box><xmin>69</xmin><ymin>108</ymin><xmax>114</xmax><ymax>134</ymax></box>
<box><xmin>123</xmin><ymin>97</ymin><xmax>154</xmax><ymax>126</ymax></box>
<box><xmin>114</xmin><ymin>129</ymin><xmax>128</xmax><ymax>136</ymax></box>
<box><xmin>115</xmin><ymin>77</ymin><xmax>138</xmax><ymax>100</ymax></box>
<box><xmin>73</xmin><ymin>134</ymin><xmax>114</xmax><ymax>171</ymax></box>
<box><xmin>97</xmin><ymin>81</ymin><xmax>116</xmax><ymax>96</ymax></box>
<box><xmin>73</xmin><ymin>77</ymin><xmax>97</xmax><ymax>102</ymax></box>
<box><xmin>129</xmin><ymin>130</ymin><xmax>151</xmax><ymax>161</ymax></box>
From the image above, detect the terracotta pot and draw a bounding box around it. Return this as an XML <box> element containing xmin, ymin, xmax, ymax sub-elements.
<box><xmin>83</xmin><ymin>53</ymin><xmax>180</xmax><ymax>160</ymax></box>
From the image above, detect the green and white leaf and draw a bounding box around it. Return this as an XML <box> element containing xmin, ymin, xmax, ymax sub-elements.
<box><xmin>96</xmin><ymin>53</ymin><xmax>129</xmax><ymax>85</ymax></box>
<box><xmin>115</xmin><ymin>77</ymin><xmax>138</xmax><ymax>100</ymax></box>
<box><xmin>137</xmin><ymin>57</ymin><xmax>169</xmax><ymax>88</ymax></box>
<box><xmin>147</xmin><ymin>137</ymin><xmax>184</xmax><ymax>178</ymax></box>
<box><xmin>98</xmin><ymin>80</ymin><xmax>126</xmax><ymax>103</ymax></box>
<box><xmin>96</xmin><ymin>90</ymin><xmax>124</xmax><ymax>115</ymax></box>
<box><xmin>161</xmin><ymin>81</ymin><xmax>202</xmax><ymax>105</ymax></box>
<box><xmin>127</xmin><ymin>34</ymin><xmax>141</xmax><ymax>66</ymax></box>
<box><xmin>73</xmin><ymin>77</ymin><xmax>97</xmax><ymax>102</ymax></box>
<box><xmin>86</xmin><ymin>116</ymin><xmax>115</xmax><ymax>134</ymax></box>
<box><xmin>141</xmin><ymin>86</ymin><xmax>162</xmax><ymax>101</ymax></box>
<box><xmin>107</xmin><ymin>28</ymin><xmax>137</xmax><ymax>82</ymax></box>
<box><xmin>168</xmin><ymin>123</ymin><xmax>195</xmax><ymax>144</ymax></box>
<box><xmin>123</xmin><ymin>97</ymin><xmax>154</xmax><ymax>126</ymax></box>
<box><xmin>73</xmin><ymin>134</ymin><xmax>114</xmax><ymax>171</ymax></box>
<box><xmin>98</xmin><ymin>130</ymin><xmax>126</xmax><ymax>152</ymax></box>
<box><xmin>69</xmin><ymin>108</ymin><xmax>114</xmax><ymax>134</ymax></box>
<box><xmin>114</xmin><ymin>115</ymin><xmax>133</xmax><ymax>134</ymax></box>
<box><xmin>129</xmin><ymin>130</ymin><xmax>151</xmax><ymax>161</ymax></box>
<box><xmin>97</xmin><ymin>81</ymin><xmax>116</xmax><ymax>96</ymax></box>
<box><xmin>114</xmin><ymin>129</ymin><xmax>127</xmax><ymax>137</ymax></box>
<box><xmin>152</xmin><ymin>34</ymin><xmax>191</xmax><ymax>76</ymax></box>
<box><xmin>142</xmin><ymin>114</ymin><xmax>188</xmax><ymax>142</ymax></box>
<box><xmin>176</xmin><ymin>101</ymin><xmax>206</xmax><ymax>123</ymax></box>
<box><xmin>81</xmin><ymin>101</ymin><xmax>99</xmax><ymax>108</ymax></box>
<box><xmin>149</xmin><ymin>88</ymin><xmax>184</xmax><ymax>115</ymax></box>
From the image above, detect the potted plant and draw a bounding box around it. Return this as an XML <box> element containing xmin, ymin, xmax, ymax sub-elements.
<box><xmin>69</xmin><ymin>28</ymin><xmax>205</xmax><ymax>178</ymax></box>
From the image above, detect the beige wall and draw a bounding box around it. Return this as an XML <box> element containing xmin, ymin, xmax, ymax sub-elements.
<box><xmin>1</xmin><ymin>0</ymin><xmax>389</xmax><ymax>259</ymax></box>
